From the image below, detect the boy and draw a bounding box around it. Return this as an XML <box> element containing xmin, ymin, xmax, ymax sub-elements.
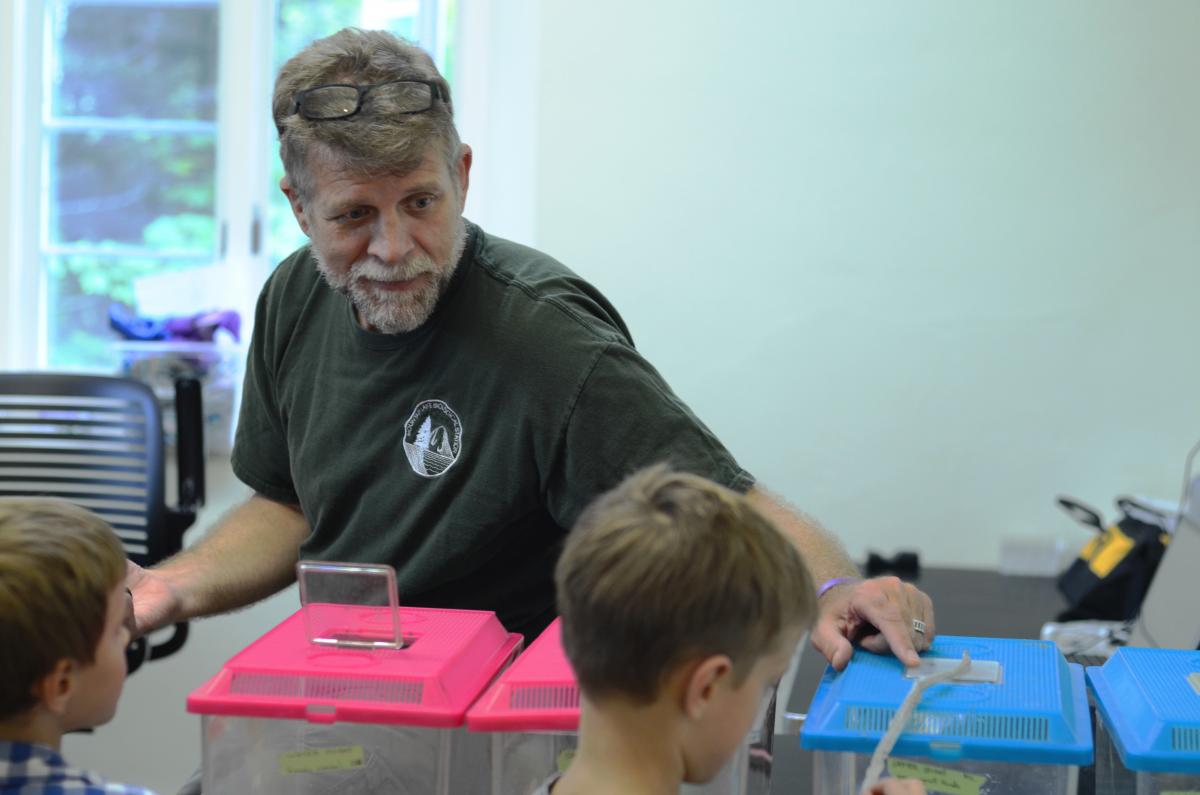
<box><xmin>0</xmin><ymin>497</ymin><xmax>157</xmax><ymax>794</ymax></box>
<box><xmin>549</xmin><ymin>465</ymin><xmax>924</xmax><ymax>795</ymax></box>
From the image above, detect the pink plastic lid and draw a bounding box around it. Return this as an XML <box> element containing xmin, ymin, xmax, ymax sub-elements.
<box><xmin>187</xmin><ymin>606</ymin><xmax>522</xmax><ymax>728</ymax></box>
<box><xmin>466</xmin><ymin>618</ymin><xmax>581</xmax><ymax>732</ymax></box>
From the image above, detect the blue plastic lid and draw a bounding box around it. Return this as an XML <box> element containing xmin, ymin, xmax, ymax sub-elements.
<box><xmin>1086</xmin><ymin>648</ymin><xmax>1200</xmax><ymax>774</ymax></box>
<box><xmin>800</xmin><ymin>636</ymin><xmax>1092</xmax><ymax>765</ymax></box>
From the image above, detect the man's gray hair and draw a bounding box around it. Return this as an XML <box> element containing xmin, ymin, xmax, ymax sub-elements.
<box><xmin>272</xmin><ymin>28</ymin><xmax>460</xmax><ymax>200</ymax></box>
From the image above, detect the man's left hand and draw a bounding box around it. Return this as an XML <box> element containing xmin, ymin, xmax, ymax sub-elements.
<box><xmin>810</xmin><ymin>576</ymin><xmax>935</xmax><ymax>671</ymax></box>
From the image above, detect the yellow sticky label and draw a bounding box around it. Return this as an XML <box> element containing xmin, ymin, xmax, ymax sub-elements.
<box><xmin>887</xmin><ymin>758</ymin><xmax>987</xmax><ymax>795</ymax></box>
<box><xmin>1087</xmin><ymin>525</ymin><xmax>1135</xmax><ymax>578</ymax></box>
<box><xmin>279</xmin><ymin>745</ymin><xmax>364</xmax><ymax>775</ymax></box>
<box><xmin>1188</xmin><ymin>673</ymin><xmax>1200</xmax><ymax>697</ymax></box>
<box><xmin>556</xmin><ymin>748</ymin><xmax>576</xmax><ymax>773</ymax></box>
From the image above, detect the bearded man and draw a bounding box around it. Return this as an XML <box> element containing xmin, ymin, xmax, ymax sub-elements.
<box><xmin>129</xmin><ymin>28</ymin><xmax>934</xmax><ymax>669</ymax></box>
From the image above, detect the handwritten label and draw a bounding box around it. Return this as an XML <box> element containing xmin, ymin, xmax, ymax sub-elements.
<box><xmin>1188</xmin><ymin>672</ymin><xmax>1200</xmax><ymax>697</ymax></box>
<box><xmin>556</xmin><ymin>748</ymin><xmax>577</xmax><ymax>774</ymax></box>
<box><xmin>887</xmin><ymin>758</ymin><xmax>987</xmax><ymax>795</ymax></box>
<box><xmin>279</xmin><ymin>745</ymin><xmax>364</xmax><ymax>775</ymax></box>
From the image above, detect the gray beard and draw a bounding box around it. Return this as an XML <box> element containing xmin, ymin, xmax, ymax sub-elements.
<box><xmin>315</xmin><ymin>220</ymin><xmax>468</xmax><ymax>334</ymax></box>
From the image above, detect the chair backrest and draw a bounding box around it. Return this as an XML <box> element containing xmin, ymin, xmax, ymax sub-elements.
<box><xmin>0</xmin><ymin>373</ymin><xmax>171</xmax><ymax>565</ymax></box>
<box><xmin>0</xmin><ymin>372</ymin><xmax>201</xmax><ymax>665</ymax></box>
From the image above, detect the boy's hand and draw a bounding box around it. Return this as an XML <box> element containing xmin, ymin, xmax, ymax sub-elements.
<box><xmin>870</xmin><ymin>779</ymin><xmax>927</xmax><ymax>794</ymax></box>
<box><xmin>125</xmin><ymin>559</ymin><xmax>184</xmax><ymax>637</ymax></box>
<box><xmin>812</xmin><ymin>576</ymin><xmax>935</xmax><ymax>671</ymax></box>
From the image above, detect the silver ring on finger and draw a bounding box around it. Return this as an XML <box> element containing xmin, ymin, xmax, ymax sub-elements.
<box><xmin>912</xmin><ymin>618</ymin><xmax>926</xmax><ymax>635</ymax></box>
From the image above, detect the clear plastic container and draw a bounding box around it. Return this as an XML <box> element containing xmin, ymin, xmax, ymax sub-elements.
<box><xmin>1091</xmin><ymin>713</ymin><xmax>1138</xmax><ymax>795</ymax></box>
<box><xmin>813</xmin><ymin>749</ymin><xmax>1078</xmax><ymax>794</ymax></box>
<box><xmin>801</xmin><ymin>636</ymin><xmax>1092</xmax><ymax>795</ymax></box>
<box><xmin>188</xmin><ymin>562</ymin><xmax>522</xmax><ymax>795</ymax></box>
<box><xmin>197</xmin><ymin>715</ymin><xmax>490</xmax><ymax>795</ymax></box>
<box><xmin>466</xmin><ymin>618</ymin><xmax>773</xmax><ymax>795</ymax></box>
<box><xmin>1087</xmin><ymin>648</ymin><xmax>1200</xmax><ymax>795</ymax></box>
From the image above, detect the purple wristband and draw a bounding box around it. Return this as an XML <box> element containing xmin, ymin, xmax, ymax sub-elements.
<box><xmin>817</xmin><ymin>576</ymin><xmax>861</xmax><ymax>598</ymax></box>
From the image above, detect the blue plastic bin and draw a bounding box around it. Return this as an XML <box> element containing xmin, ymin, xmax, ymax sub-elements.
<box><xmin>1087</xmin><ymin>647</ymin><xmax>1200</xmax><ymax>795</ymax></box>
<box><xmin>800</xmin><ymin>635</ymin><xmax>1091</xmax><ymax>794</ymax></box>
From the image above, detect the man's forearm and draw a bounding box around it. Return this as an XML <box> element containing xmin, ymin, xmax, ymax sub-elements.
<box><xmin>747</xmin><ymin>485</ymin><xmax>933</xmax><ymax>669</ymax></box>
<box><xmin>745</xmin><ymin>485</ymin><xmax>860</xmax><ymax>585</ymax></box>
<box><xmin>156</xmin><ymin>493</ymin><xmax>309</xmax><ymax>621</ymax></box>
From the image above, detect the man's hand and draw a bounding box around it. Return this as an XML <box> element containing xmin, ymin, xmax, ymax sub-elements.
<box><xmin>870</xmin><ymin>779</ymin><xmax>927</xmax><ymax>794</ymax></box>
<box><xmin>125</xmin><ymin>559</ymin><xmax>185</xmax><ymax>638</ymax></box>
<box><xmin>811</xmin><ymin>576</ymin><xmax>935</xmax><ymax>671</ymax></box>
<box><xmin>120</xmin><ymin>494</ymin><xmax>308</xmax><ymax>639</ymax></box>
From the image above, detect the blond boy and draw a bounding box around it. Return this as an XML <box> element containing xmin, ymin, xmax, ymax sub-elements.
<box><xmin>549</xmin><ymin>466</ymin><xmax>924</xmax><ymax>795</ymax></box>
<box><xmin>0</xmin><ymin>497</ymin><xmax>157</xmax><ymax>794</ymax></box>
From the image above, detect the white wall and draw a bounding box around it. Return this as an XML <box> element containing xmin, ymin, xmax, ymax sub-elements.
<box><xmin>533</xmin><ymin>0</ymin><xmax>1200</xmax><ymax>566</ymax></box>
<box><xmin>456</xmin><ymin>0</ymin><xmax>539</xmax><ymax>244</ymax></box>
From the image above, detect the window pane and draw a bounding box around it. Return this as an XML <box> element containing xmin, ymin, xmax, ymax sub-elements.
<box><xmin>51</xmin><ymin>1</ymin><xmax>219</xmax><ymax>121</ymax></box>
<box><xmin>45</xmin><ymin>254</ymin><xmax>209</xmax><ymax>370</ymax></box>
<box><xmin>41</xmin><ymin>1</ymin><xmax>220</xmax><ymax>370</ymax></box>
<box><xmin>50</xmin><ymin>131</ymin><xmax>216</xmax><ymax>250</ymax></box>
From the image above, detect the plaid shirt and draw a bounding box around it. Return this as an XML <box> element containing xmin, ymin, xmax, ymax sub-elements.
<box><xmin>0</xmin><ymin>741</ymin><xmax>157</xmax><ymax>794</ymax></box>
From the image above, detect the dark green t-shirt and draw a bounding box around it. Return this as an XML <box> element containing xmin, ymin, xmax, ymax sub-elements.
<box><xmin>232</xmin><ymin>223</ymin><xmax>753</xmax><ymax>638</ymax></box>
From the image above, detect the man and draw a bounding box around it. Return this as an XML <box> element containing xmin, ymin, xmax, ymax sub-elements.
<box><xmin>129</xmin><ymin>27</ymin><xmax>935</xmax><ymax>672</ymax></box>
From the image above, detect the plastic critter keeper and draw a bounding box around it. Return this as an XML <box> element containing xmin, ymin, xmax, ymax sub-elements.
<box><xmin>465</xmin><ymin>618</ymin><xmax>775</xmax><ymax>795</ymax></box>
<box><xmin>1087</xmin><ymin>648</ymin><xmax>1200</xmax><ymax>795</ymax></box>
<box><xmin>186</xmin><ymin>562</ymin><xmax>522</xmax><ymax>794</ymax></box>
<box><xmin>801</xmin><ymin>635</ymin><xmax>1092</xmax><ymax>795</ymax></box>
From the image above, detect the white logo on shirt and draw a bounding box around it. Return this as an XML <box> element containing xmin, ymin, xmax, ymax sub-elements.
<box><xmin>402</xmin><ymin>399</ymin><xmax>463</xmax><ymax>478</ymax></box>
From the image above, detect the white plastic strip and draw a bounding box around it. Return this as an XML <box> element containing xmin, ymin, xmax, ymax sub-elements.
<box><xmin>860</xmin><ymin>652</ymin><xmax>972</xmax><ymax>794</ymax></box>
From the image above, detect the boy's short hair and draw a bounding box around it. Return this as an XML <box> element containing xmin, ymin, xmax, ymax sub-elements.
<box><xmin>555</xmin><ymin>465</ymin><xmax>816</xmax><ymax>703</ymax></box>
<box><xmin>0</xmin><ymin>497</ymin><xmax>126</xmax><ymax>719</ymax></box>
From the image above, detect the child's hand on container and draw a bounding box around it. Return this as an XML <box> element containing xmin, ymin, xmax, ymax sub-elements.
<box><xmin>870</xmin><ymin>779</ymin><xmax>927</xmax><ymax>795</ymax></box>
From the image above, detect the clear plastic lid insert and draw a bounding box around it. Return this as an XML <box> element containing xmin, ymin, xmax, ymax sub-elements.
<box><xmin>297</xmin><ymin>560</ymin><xmax>404</xmax><ymax>649</ymax></box>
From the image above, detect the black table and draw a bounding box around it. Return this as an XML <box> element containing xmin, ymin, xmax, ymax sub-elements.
<box><xmin>771</xmin><ymin>566</ymin><xmax>1069</xmax><ymax>793</ymax></box>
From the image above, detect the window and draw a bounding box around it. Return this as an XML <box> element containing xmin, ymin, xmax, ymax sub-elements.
<box><xmin>12</xmin><ymin>0</ymin><xmax>453</xmax><ymax>371</ymax></box>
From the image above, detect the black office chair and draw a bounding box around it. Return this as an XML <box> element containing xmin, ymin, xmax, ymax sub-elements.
<box><xmin>0</xmin><ymin>372</ymin><xmax>206</xmax><ymax>671</ymax></box>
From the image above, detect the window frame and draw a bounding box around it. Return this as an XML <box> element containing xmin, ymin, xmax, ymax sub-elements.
<box><xmin>7</xmin><ymin>0</ymin><xmax>44</xmax><ymax>369</ymax></box>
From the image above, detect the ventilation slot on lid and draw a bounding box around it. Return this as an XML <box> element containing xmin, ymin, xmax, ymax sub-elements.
<box><xmin>912</xmin><ymin>712</ymin><xmax>1049</xmax><ymax>742</ymax></box>
<box><xmin>229</xmin><ymin>673</ymin><xmax>299</xmax><ymax>698</ymax></box>
<box><xmin>509</xmin><ymin>684</ymin><xmax>579</xmax><ymax>711</ymax></box>
<box><xmin>1174</xmin><ymin>727</ymin><xmax>1200</xmax><ymax>752</ymax></box>
<box><xmin>846</xmin><ymin>707</ymin><xmax>894</xmax><ymax>734</ymax></box>
<box><xmin>229</xmin><ymin>672</ymin><xmax>424</xmax><ymax>704</ymax></box>
<box><xmin>845</xmin><ymin>707</ymin><xmax>1049</xmax><ymax>741</ymax></box>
